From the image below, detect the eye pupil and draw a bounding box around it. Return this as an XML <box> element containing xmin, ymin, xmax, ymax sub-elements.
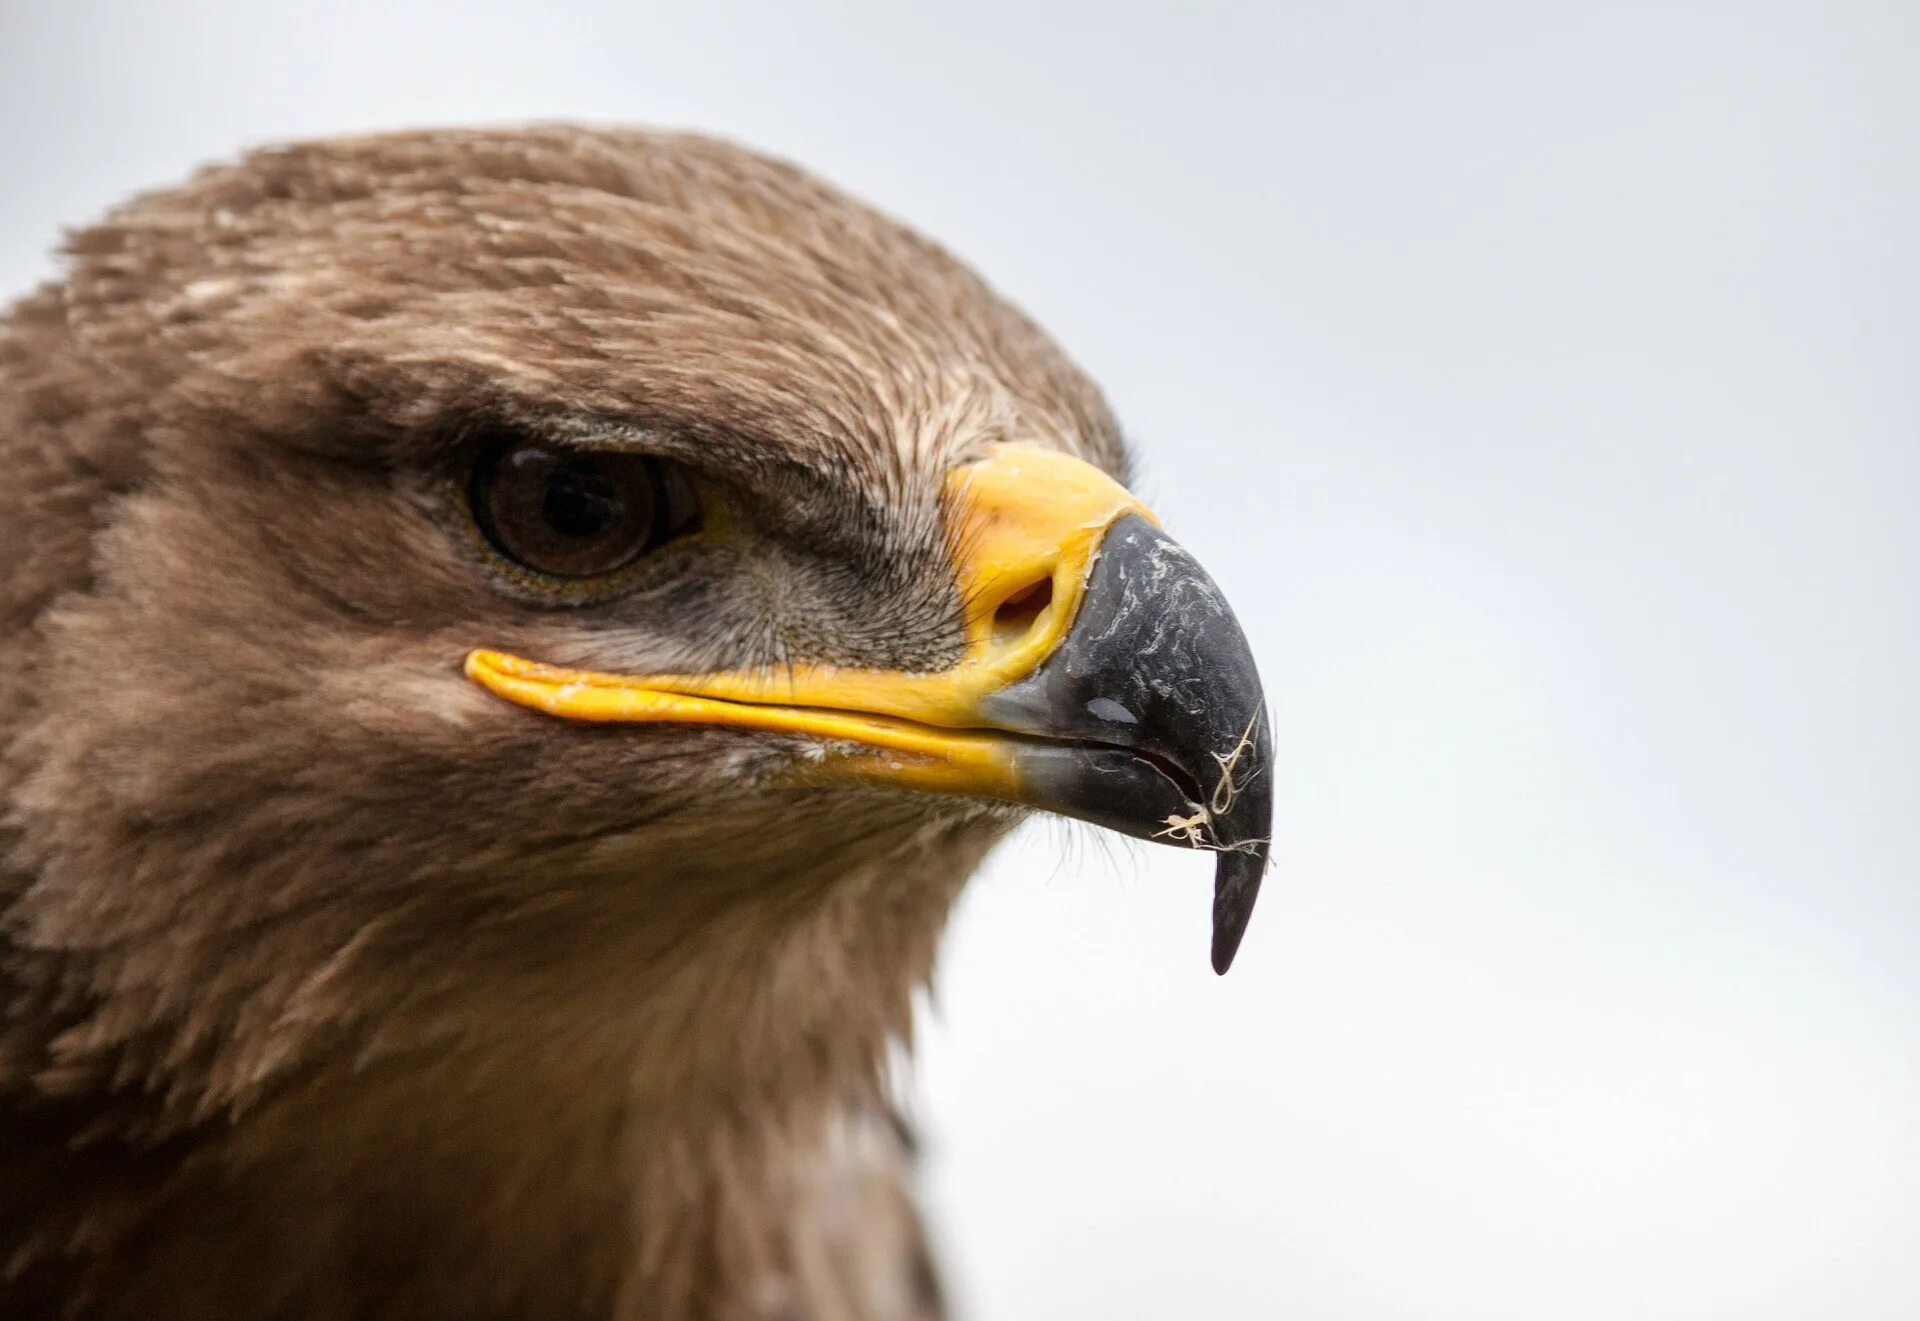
<box><xmin>542</xmin><ymin>466</ymin><xmax>620</xmax><ymax>540</ymax></box>
<box><xmin>470</xmin><ymin>436</ymin><xmax>701</xmax><ymax>583</ymax></box>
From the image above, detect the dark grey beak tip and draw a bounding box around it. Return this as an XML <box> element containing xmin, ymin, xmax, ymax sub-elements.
<box><xmin>1210</xmin><ymin>847</ymin><xmax>1267</xmax><ymax>975</ymax></box>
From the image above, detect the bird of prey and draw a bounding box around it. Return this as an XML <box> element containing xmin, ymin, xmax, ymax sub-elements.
<box><xmin>0</xmin><ymin>127</ymin><xmax>1270</xmax><ymax>1320</ymax></box>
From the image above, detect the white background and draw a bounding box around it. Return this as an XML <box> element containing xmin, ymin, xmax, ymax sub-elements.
<box><xmin>2</xmin><ymin>3</ymin><xmax>1915</xmax><ymax>1317</ymax></box>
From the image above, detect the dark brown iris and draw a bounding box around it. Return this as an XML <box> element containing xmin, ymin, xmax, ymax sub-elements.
<box><xmin>471</xmin><ymin>437</ymin><xmax>701</xmax><ymax>580</ymax></box>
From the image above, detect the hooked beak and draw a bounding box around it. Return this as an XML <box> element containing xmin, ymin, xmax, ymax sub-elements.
<box><xmin>466</xmin><ymin>444</ymin><xmax>1272</xmax><ymax>972</ymax></box>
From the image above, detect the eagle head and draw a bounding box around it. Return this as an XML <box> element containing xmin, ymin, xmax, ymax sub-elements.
<box><xmin>0</xmin><ymin>127</ymin><xmax>1269</xmax><ymax>1318</ymax></box>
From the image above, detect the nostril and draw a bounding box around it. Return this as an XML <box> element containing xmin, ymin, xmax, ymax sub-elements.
<box><xmin>991</xmin><ymin>575</ymin><xmax>1054</xmax><ymax>645</ymax></box>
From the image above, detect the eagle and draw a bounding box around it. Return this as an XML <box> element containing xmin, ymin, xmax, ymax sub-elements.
<box><xmin>0</xmin><ymin>126</ymin><xmax>1270</xmax><ymax>1320</ymax></box>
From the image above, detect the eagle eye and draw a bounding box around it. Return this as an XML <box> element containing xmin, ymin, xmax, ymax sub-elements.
<box><xmin>469</xmin><ymin>436</ymin><xmax>702</xmax><ymax>581</ymax></box>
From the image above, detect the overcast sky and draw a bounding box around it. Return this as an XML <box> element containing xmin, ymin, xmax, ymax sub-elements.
<box><xmin>2</xmin><ymin>2</ymin><xmax>1915</xmax><ymax>1317</ymax></box>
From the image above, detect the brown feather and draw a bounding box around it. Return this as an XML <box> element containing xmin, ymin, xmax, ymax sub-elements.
<box><xmin>0</xmin><ymin>125</ymin><xmax>1124</xmax><ymax>1318</ymax></box>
